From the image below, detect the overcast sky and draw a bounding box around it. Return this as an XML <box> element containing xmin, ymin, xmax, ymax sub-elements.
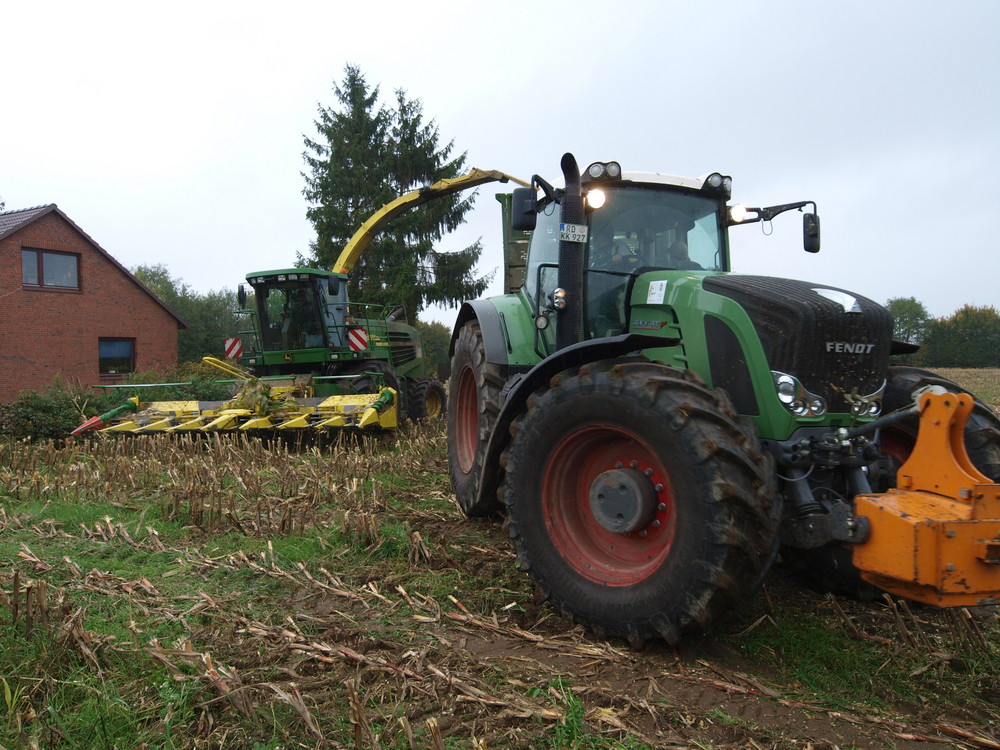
<box><xmin>3</xmin><ymin>1</ymin><xmax>997</xmax><ymax>325</ymax></box>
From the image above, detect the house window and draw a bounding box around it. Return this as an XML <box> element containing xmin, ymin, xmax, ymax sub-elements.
<box><xmin>22</xmin><ymin>248</ymin><xmax>80</xmax><ymax>289</ymax></box>
<box><xmin>99</xmin><ymin>338</ymin><xmax>135</xmax><ymax>375</ymax></box>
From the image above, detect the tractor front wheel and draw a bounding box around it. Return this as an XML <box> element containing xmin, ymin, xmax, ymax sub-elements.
<box><xmin>500</xmin><ymin>359</ymin><xmax>777</xmax><ymax>644</ymax></box>
<box><xmin>879</xmin><ymin>366</ymin><xmax>1000</xmax><ymax>481</ymax></box>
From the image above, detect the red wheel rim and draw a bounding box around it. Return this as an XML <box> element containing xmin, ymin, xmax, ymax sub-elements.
<box><xmin>880</xmin><ymin>428</ymin><xmax>915</xmax><ymax>468</ymax></box>
<box><xmin>541</xmin><ymin>425</ymin><xmax>676</xmax><ymax>586</ymax></box>
<box><xmin>454</xmin><ymin>365</ymin><xmax>478</xmax><ymax>473</ymax></box>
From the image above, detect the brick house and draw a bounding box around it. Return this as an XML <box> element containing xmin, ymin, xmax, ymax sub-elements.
<box><xmin>0</xmin><ymin>204</ymin><xmax>185</xmax><ymax>402</ymax></box>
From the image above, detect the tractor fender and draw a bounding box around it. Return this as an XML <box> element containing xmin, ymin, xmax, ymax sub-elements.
<box><xmin>472</xmin><ymin>332</ymin><xmax>680</xmax><ymax>512</ymax></box>
<box><xmin>450</xmin><ymin>300</ymin><xmax>509</xmax><ymax>365</ymax></box>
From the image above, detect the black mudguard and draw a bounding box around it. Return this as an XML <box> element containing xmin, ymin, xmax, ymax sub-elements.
<box><xmin>473</xmin><ymin>332</ymin><xmax>679</xmax><ymax>512</ymax></box>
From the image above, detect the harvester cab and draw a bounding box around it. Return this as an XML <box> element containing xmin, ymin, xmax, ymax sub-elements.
<box><xmin>242</xmin><ymin>271</ymin><xmax>344</xmax><ymax>354</ymax></box>
<box><xmin>236</xmin><ymin>268</ymin><xmax>369</xmax><ymax>379</ymax></box>
<box><xmin>447</xmin><ymin>152</ymin><xmax>1000</xmax><ymax>645</ymax></box>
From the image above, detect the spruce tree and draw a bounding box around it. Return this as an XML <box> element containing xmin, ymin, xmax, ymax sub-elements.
<box><xmin>302</xmin><ymin>65</ymin><xmax>490</xmax><ymax>316</ymax></box>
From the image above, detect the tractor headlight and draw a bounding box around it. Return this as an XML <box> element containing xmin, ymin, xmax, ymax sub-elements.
<box><xmin>772</xmin><ymin>371</ymin><xmax>827</xmax><ymax>417</ymax></box>
<box><xmin>847</xmin><ymin>382</ymin><xmax>885</xmax><ymax>418</ymax></box>
<box><xmin>703</xmin><ymin>172</ymin><xmax>733</xmax><ymax>199</ymax></box>
<box><xmin>583</xmin><ymin>161</ymin><xmax>623</xmax><ymax>182</ymax></box>
<box><xmin>729</xmin><ymin>203</ymin><xmax>749</xmax><ymax>223</ymax></box>
<box><xmin>551</xmin><ymin>288</ymin><xmax>567</xmax><ymax>310</ymax></box>
<box><xmin>775</xmin><ymin>374</ymin><xmax>797</xmax><ymax>404</ymax></box>
<box><xmin>586</xmin><ymin>188</ymin><xmax>606</xmax><ymax>209</ymax></box>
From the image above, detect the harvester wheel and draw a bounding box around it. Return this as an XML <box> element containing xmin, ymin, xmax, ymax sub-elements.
<box><xmin>500</xmin><ymin>359</ymin><xmax>777</xmax><ymax>645</ymax></box>
<box><xmin>407</xmin><ymin>379</ymin><xmax>447</xmax><ymax>421</ymax></box>
<box><xmin>879</xmin><ymin>366</ymin><xmax>1000</xmax><ymax>481</ymax></box>
<box><xmin>448</xmin><ymin>321</ymin><xmax>506</xmax><ymax>516</ymax></box>
<box><xmin>341</xmin><ymin>360</ymin><xmax>401</xmax><ymax>397</ymax></box>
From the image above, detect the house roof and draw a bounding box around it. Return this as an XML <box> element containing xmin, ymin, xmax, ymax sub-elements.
<box><xmin>0</xmin><ymin>204</ymin><xmax>54</xmax><ymax>239</ymax></box>
<box><xmin>0</xmin><ymin>204</ymin><xmax>186</xmax><ymax>328</ymax></box>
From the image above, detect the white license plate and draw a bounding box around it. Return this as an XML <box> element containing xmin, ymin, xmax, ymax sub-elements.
<box><xmin>559</xmin><ymin>223</ymin><xmax>588</xmax><ymax>243</ymax></box>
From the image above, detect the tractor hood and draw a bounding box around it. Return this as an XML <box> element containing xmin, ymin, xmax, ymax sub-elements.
<box><xmin>701</xmin><ymin>274</ymin><xmax>893</xmax><ymax>417</ymax></box>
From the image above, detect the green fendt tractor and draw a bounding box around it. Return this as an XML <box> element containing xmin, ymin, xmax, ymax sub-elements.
<box><xmin>447</xmin><ymin>153</ymin><xmax>1000</xmax><ymax>645</ymax></box>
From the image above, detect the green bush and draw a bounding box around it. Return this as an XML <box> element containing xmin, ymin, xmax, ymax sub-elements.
<box><xmin>0</xmin><ymin>378</ymin><xmax>117</xmax><ymax>441</ymax></box>
<box><xmin>0</xmin><ymin>364</ymin><xmax>238</xmax><ymax>441</ymax></box>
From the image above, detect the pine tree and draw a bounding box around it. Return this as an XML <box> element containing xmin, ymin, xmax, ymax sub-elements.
<box><xmin>302</xmin><ymin>65</ymin><xmax>491</xmax><ymax>316</ymax></box>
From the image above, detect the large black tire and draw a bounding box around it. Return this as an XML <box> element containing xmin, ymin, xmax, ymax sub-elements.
<box><xmin>879</xmin><ymin>365</ymin><xmax>1000</xmax><ymax>482</ymax></box>
<box><xmin>500</xmin><ymin>359</ymin><xmax>778</xmax><ymax>645</ymax></box>
<box><xmin>338</xmin><ymin>360</ymin><xmax>401</xmax><ymax>396</ymax></box>
<box><xmin>447</xmin><ymin>321</ymin><xmax>506</xmax><ymax>516</ymax></box>
<box><xmin>407</xmin><ymin>379</ymin><xmax>447</xmax><ymax>421</ymax></box>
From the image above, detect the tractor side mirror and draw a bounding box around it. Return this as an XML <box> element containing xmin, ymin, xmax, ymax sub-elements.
<box><xmin>510</xmin><ymin>187</ymin><xmax>538</xmax><ymax>232</ymax></box>
<box><xmin>237</xmin><ymin>284</ymin><xmax>247</xmax><ymax>309</ymax></box>
<box><xmin>803</xmin><ymin>213</ymin><xmax>821</xmax><ymax>254</ymax></box>
<box><xmin>328</xmin><ymin>276</ymin><xmax>341</xmax><ymax>296</ymax></box>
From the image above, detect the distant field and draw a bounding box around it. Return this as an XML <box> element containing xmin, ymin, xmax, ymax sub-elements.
<box><xmin>935</xmin><ymin>367</ymin><xmax>1000</xmax><ymax>409</ymax></box>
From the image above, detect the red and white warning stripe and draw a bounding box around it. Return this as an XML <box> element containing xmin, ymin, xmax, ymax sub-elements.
<box><xmin>347</xmin><ymin>327</ymin><xmax>369</xmax><ymax>352</ymax></box>
<box><xmin>224</xmin><ymin>337</ymin><xmax>243</xmax><ymax>359</ymax></box>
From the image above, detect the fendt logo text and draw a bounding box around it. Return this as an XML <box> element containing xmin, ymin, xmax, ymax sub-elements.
<box><xmin>826</xmin><ymin>342</ymin><xmax>875</xmax><ymax>354</ymax></box>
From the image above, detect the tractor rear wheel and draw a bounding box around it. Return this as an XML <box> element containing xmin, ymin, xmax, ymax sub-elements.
<box><xmin>448</xmin><ymin>321</ymin><xmax>506</xmax><ymax>516</ymax></box>
<box><xmin>407</xmin><ymin>379</ymin><xmax>447</xmax><ymax>421</ymax></box>
<box><xmin>500</xmin><ymin>359</ymin><xmax>777</xmax><ymax>644</ymax></box>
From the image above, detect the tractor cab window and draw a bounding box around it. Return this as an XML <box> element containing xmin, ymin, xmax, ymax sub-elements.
<box><xmin>584</xmin><ymin>187</ymin><xmax>724</xmax><ymax>338</ymax></box>
<box><xmin>523</xmin><ymin>201</ymin><xmax>562</xmax><ymax>311</ymax></box>
<box><xmin>586</xmin><ymin>187</ymin><xmax>723</xmax><ymax>273</ymax></box>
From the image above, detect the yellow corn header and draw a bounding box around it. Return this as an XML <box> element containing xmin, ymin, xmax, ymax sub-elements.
<box><xmin>73</xmin><ymin>357</ymin><xmax>398</xmax><ymax>435</ymax></box>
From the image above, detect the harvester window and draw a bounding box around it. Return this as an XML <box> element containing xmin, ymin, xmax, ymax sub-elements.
<box><xmin>22</xmin><ymin>248</ymin><xmax>80</xmax><ymax>290</ymax></box>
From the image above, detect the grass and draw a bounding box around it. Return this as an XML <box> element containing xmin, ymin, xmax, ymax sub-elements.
<box><xmin>0</xmin><ymin>371</ymin><xmax>997</xmax><ymax>747</ymax></box>
<box><xmin>936</xmin><ymin>367</ymin><xmax>1000</xmax><ymax>406</ymax></box>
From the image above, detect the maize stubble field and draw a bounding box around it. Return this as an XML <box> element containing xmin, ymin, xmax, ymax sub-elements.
<box><xmin>0</xmin><ymin>369</ymin><xmax>998</xmax><ymax>749</ymax></box>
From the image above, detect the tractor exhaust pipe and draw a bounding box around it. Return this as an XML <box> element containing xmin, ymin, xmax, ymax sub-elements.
<box><xmin>556</xmin><ymin>153</ymin><xmax>584</xmax><ymax>351</ymax></box>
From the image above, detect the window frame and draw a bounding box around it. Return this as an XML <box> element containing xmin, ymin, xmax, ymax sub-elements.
<box><xmin>21</xmin><ymin>247</ymin><xmax>81</xmax><ymax>290</ymax></box>
<box><xmin>98</xmin><ymin>337</ymin><xmax>136</xmax><ymax>377</ymax></box>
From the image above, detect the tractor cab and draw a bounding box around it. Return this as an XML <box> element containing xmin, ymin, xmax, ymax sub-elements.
<box><xmin>513</xmin><ymin>162</ymin><xmax>733</xmax><ymax>347</ymax></box>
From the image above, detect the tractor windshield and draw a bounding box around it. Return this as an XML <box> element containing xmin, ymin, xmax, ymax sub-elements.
<box><xmin>587</xmin><ymin>186</ymin><xmax>724</xmax><ymax>273</ymax></box>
